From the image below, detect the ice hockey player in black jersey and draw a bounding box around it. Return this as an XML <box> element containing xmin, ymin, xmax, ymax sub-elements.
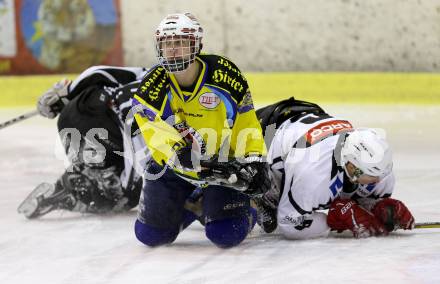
<box><xmin>254</xmin><ymin>102</ymin><xmax>415</xmax><ymax>239</ymax></box>
<box><xmin>18</xmin><ymin>66</ymin><xmax>149</xmax><ymax>218</ymax></box>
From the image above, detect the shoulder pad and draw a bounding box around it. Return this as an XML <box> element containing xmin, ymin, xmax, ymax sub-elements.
<box><xmin>137</xmin><ymin>66</ymin><xmax>169</xmax><ymax>110</ymax></box>
<box><xmin>199</xmin><ymin>54</ymin><xmax>249</xmax><ymax>103</ymax></box>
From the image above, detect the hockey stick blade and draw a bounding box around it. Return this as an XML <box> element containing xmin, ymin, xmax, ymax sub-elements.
<box><xmin>414</xmin><ymin>222</ymin><xmax>440</xmax><ymax>229</ymax></box>
<box><xmin>0</xmin><ymin>110</ymin><xmax>39</xmax><ymax>130</ymax></box>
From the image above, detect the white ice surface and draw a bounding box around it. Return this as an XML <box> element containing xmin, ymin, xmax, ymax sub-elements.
<box><xmin>1</xmin><ymin>105</ymin><xmax>440</xmax><ymax>284</ymax></box>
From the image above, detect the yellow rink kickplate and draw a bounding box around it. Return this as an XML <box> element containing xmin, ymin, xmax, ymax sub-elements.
<box><xmin>247</xmin><ymin>72</ymin><xmax>440</xmax><ymax>105</ymax></box>
<box><xmin>1</xmin><ymin>72</ymin><xmax>440</xmax><ymax>107</ymax></box>
<box><xmin>0</xmin><ymin>75</ymin><xmax>69</xmax><ymax>107</ymax></box>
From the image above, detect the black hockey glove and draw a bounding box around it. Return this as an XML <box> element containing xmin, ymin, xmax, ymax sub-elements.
<box><xmin>246</xmin><ymin>162</ymin><xmax>271</xmax><ymax>195</ymax></box>
<box><xmin>200</xmin><ymin>157</ymin><xmax>270</xmax><ymax>195</ymax></box>
<box><xmin>199</xmin><ymin>157</ymin><xmax>248</xmax><ymax>190</ymax></box>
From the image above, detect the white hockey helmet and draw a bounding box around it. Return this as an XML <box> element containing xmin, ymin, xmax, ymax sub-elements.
<box><xmin>155</xmin><ymin>13</ymin><xmax>204</xmax><ymax>73</ymax></box>
<box><xmin>340</xmin><ymin>128</ymin><xmax>393</xmax><ymax>179</ymax></box>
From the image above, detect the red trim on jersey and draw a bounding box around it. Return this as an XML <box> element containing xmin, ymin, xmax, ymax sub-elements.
<box><xmin>305</xmin><ymin>120</ymin><xmax>353</xmax><ymax>145</ymax></box>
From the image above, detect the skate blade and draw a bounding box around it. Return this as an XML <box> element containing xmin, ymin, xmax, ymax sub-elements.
<box><xmin>17</xmin><ymin>182</ymin><xmax>55</xmax><ymax>218</ymax></box>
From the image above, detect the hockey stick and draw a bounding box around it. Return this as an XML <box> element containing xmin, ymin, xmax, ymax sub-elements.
<box><xmin>0</xmin><ymin>110</ymin><xmax>39</xmax><ymax>130</ymax></box>
<box><xmin>414</xmin><ymin>222</ymin><xmax>440</xmax><ymax>229</ymax></box>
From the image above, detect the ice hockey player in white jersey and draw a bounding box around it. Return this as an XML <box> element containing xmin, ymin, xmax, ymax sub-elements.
<box><xmin>18</xmin><ymin>66</ymin><xmax>149</xmax><ymax>218</ymax></box>
<box><xmin>255</xmin><ymin>107</ymin><xmax>415</xmax><ymax>239</ymax></box>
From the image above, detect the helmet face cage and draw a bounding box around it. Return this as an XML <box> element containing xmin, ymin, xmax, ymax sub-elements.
<box><xmin>155</xmin><ymin>13</ymin><xmax>203</xmax><ymax>73</ymax></box>
<box><xmin>156</xmin><ymin>35</ymin><xmax>201</xmax><ymax>73</ymax></box>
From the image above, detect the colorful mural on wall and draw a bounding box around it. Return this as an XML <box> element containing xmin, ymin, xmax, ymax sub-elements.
<box><xmin>0</xmin><ymin>0</ymin><xmax>122</xmax><ymax>74</ymax></box>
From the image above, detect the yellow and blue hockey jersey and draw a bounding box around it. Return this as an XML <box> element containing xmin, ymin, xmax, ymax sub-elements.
<box><xmin>133</xmin><ymin>54</ymin><xmax>266</xmax><ymax>177</ymax></box>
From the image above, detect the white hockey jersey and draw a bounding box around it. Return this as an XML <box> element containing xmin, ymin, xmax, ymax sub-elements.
<box><xmin>267</xmin><ymin>113</ymin><xmax>395</xmax><ymax>239</ymax></box>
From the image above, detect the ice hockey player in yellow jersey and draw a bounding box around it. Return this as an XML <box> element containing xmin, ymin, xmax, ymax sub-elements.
<box><xmin>132</xmin><ymin>12</ymin><xmax>269</xmax><ymax>248</ymax></box>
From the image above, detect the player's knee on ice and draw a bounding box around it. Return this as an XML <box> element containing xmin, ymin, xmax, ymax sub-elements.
<box><xmin>278</xmin><ymin>212</ymin><xmax>330</xmax><ymax>240</ymax></box>
<box><xmin>134</xmin><ymin>220</ymin><xmax>179</xmax><ymax>247</ymax></box>
<box><xmin>134</xmin><ymin>209</ymin><xmax>198</xmax><ymax>247</ymax></box>
<box><xmin>205</xmin><ymin>207</ymin><xmax>257</xmax><ymax>248</ymax></box>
